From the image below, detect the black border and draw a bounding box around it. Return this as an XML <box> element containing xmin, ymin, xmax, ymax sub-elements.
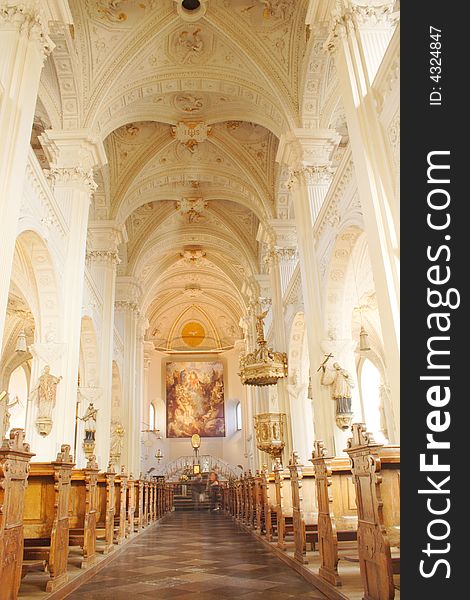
<box><xmin>401</xmin><ymin>4</ymin><xmax>467</xmax><ymax>596</ymax></box>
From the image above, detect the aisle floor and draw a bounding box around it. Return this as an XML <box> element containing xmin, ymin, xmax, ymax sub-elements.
<box><xmin>66</xmin><ymin>511</ymin><xmax>328</xmax><ymax>600</ymax></box>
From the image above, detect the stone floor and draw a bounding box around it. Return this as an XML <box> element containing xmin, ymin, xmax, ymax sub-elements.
<box><xmin>65</xmin><ymin>511</ymin><xmax>328</xmax><ymax>600</ymax></box>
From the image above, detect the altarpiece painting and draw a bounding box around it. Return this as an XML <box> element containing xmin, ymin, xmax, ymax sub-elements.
<box><xmin>166</xmin><ymin>361</ymin><xmax>225</xmax><ymax>438</ymax></box>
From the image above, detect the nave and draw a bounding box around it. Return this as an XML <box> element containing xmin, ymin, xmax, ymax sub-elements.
<box><xmin>66</xmin><ymin>511</ymin><xmax>327</xmax><ymax>600</ymax></box>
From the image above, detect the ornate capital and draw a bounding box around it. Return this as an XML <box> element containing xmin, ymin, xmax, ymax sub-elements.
<box><xmin>303</xmin><ymin>165</ymin><xmax>335</xmax><ymax>185</ymax></box>
<box><xmin>287</xmin><ymin>165</ymin><xmax>334</xmax><ymax>191</ymax></box>
<box><xmin>45</xmin><ymin>166</ymin><xmax>97</xmax><ymax>194</ymax></box>
<box><xmin>86</xmin><ymin>249</ymin><xmax>120</xmax><ymax>266</ymax></box>
<box><xmin>276</xmin><ymin>247</ymin><xmax>299</xmax><ymax>262</ymax></box>
<box><xmin>325</xmin><ymin>1</ymin><xmax>398</xmax><ymax>53</ymax></box>
<box><xmin>114</xmin><ymin>300</ymin><xmax>139</xmax><ymax>313</ymax></box>
<box><xmin>0</xmin><ymin>1</ymin><xmax>54</xmax><ymax>59</ymax></box>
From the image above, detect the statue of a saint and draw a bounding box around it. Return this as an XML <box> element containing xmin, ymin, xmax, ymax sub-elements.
<box><xmin>79</xmin><ymin>403</ymin><xmax>98</xmax><ymax>441</ymax></box>
<box><xmin>0</xmin><ymin>391</ymin><xmax>19</xmax><ymax>438</ymax></box>
<box><xmin>110</xmin><ymin>421</ymin><xmax>125</xmax><ymax>463</ymax></box>
<box><xmin>30</xmin><ymin>366</ymin><xmax>62</xmax><ymax>436</ymax></box>
<box><xmin>320</xmin><ymin>359</ymin><xmax>355</xmax><ymax>431</ymax></box>
<box><xmin>255</xmin><ymin>309</ymin><xmax>268</xmax><ymax>344</ymax></box>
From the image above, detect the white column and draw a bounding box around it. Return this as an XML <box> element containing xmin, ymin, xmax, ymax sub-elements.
<box><xmin>86</xmin><ymin>222</ymin><xmax>125</xmax><ymax>469</ymax></box>
<box><xmin>143</xmin><ymin>341</ymin><xmax>154</xmax><ymax>429</ymax></box>
<box><xmin>36</xmin><ymin>129</ymin><xmax>106</xmax><ymax>458</ymax></box>
<box><xmin>326</xmin><ymin>1</ymin><xmax>400</xmax><ymax>431</ymax></box>
<box><xmin>115</xmin><ymin>276</ymin><xmax>142</xmax><ymax>476</ymax></box>
<box><xmin>133</xmin><ymin>316</ymin><xmax>148</xmax><ymax>476</ymax></box>
<box><xmin>287</xmin><ymin>381</ymin><xmax>314</xmax><ymax>465</ymax></box>
<box><xmin>0</xmin><ymin>2</ymin><xmax>53</xmax><ymax>346</ymax></box>
<box><xmin>277</xmin><ymin>129</ymin><xmax>340</xmax><ymax>455</ymax></box>
<box><xmin>264</xmin><ymin>247</ymin><xmax>292</xmax><ymax>460</ymax></box>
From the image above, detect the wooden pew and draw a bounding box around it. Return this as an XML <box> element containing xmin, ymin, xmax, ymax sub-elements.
<box><xmin>228</xmin><ymin>477</ymin><xmax>236</xmax><ymax>517</ymax></box>
<box><xmin>126</xmin><ymin>474</ymin><xmax>136</xmax><ymax>536</ymax></box>
<box><xmin>288</xmin><ymin>452</ymin><xmax>318</xmax><ymax>564</ymax></box>
<box><xmin>345</xmin><ymin>424</ymin><xmax>400</xmax><ymax>600</ymax></box>
<box><xmin>311</xmin><ymin>441</ymin><xmax>358</xmax><ymax>586</ymax></box>
<box><xmin>114</xmin><ymin>467</ymin><xmax>128</xmax><ymax>544</ymax></box>
<box><xmin>274</xmin><ymin>460</ymin><xmax>293</xmax><ymax>551</ymax></box>
<box><xmin>246</xmin><ymin>471</ymin><xmax>256</xmax><ymax>528</ymax></box>
<box><xmin>148</xmin><ymin>478</ymin><xmax>154</xmax><ymax>522</ymax></box>
<box><xmin>95</xmin><ymin>464</ymin><xmax>115</xmax><ymax>554</ymax></box>
<box><xmin>142</xmin><ymin>477</ymin><xmax>150</xmax><ymax>526</ymax></box>
<box><xmin>152</xmin><ymin>478</ymin><xmax>157</xmax><ymax>520</ymax></box>
<box><xmin>23</xmin><ymin>444</ymin><xmax>75</xmax><ymax>592</ymax></box>
<box><xmin>253</xmin><ymin>471</ymin><xmax>263</xmax><ymax>532</ymax></box>
<box><xmin>68</xmin><ymin>456</ymin><xmax>100</xmax><ymax>568</ymax></box>
<box><xmin>134</xmin><ymin>477</ymin><xmax>144</xmax><ymax>531</ymax></box>
<box><xmin>0</xmin><ymin>429</ymin><xmax>34</xmax><ymax>600</ymax></box>
<box><xmin>156</xmin><ymin>480</ymin><xmax>162</xmax><ymax>520</ymax></box>
<box><xmin>260</xmin><ymin>465</ymin><xmax>277</xmax><ymax>541</ymax></box>
<box><xmin>235</xmin><ymin>477</ymin><xmax>242</xmax><ymax>521</ymax></box>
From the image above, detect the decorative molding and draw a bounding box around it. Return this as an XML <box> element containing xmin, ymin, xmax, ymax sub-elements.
<box><xmin>45</xmin><ymin>166</ymin><xmax>97</xmax><ymax>193</ymax></box>
<box><xmin>114</xmin><ymin>300</ymin><xmax>139</xmax><ymax>313</ymax></box>
<box><xmin>325</xmin><ymin>1</ymin><xmax>398</xmax><ymax>54</ymax></box>
<box><xmin>0</xmin><ymin>0</ymin><xmax>54</xmax><ymax>59</ymax></box>
<box><xmin>86</xmin><ymin>249</ymin><xmax>121</xmax><ymax>266</ymax></box>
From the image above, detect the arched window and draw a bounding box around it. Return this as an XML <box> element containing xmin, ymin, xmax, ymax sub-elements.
<box><xmin>235</xmin><ymin>401</ymin><xmax>242</xmax><ymax>431</ymax></box>
<box><xmin>359</xmin><ymin>358</ymin><xmax>387</xmax><ymax>443</ymax></box>
<box><xmin>149</xmin><ymin>403</ymin><xmax>156</xmax><ymax>430</ymax></box>
<box><xmin>6</xmin><ymin>364</ymin><xmax>29</xmax><ymax>433</ymax></box>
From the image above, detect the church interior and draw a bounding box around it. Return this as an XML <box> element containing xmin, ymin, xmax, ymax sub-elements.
<box><xmin>0</xmin><ymin>1</ymin><xmax>400</xmax><ymax>599</ymax></box>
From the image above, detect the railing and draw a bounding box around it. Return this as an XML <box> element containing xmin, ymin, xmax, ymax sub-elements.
<box><xmin>160</xmin><ymin>455</ymin><xmax>243</xmax><ymax>481</ymax></box>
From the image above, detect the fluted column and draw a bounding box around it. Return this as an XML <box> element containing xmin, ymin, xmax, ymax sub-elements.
<box><xmin>25</xmin><ymin>130</ymin><xmax>106</xmax><ymax>460</ymax></box>
<box><xmin>263</xmin><ymin>247</ymin><xmax>292</xmax><ymax>460</ymax></box>
<box><xmin>45</xmin><ymin>130</ymin><xmax>105</xmax><ymax>451</ymax></box>
<box><xmin>326</xmin><ymin>1</ymin><xmax>400</xmax><ymax>430</ymax></box>
<box><xmin>277</xmin><ymin>129</ymin><xmax>340</xmax><ymax>454</ymax></box>
<box><xmin>86</xmin><ymin>222</ymin><xmax>125</xmax><ymax>468</ymax></box>
<box><xmin>115</xmin><ymin>277</ymin><xmax>142</xmax><ymax>475</ymax></box>
<box><xmin>142</xmin><ymin>341</ymin><xmax>154</xmax><ymax>430</ymax></box>
<box><xmin>0</xmin><ymin>1</ymin><xmax>54</xmax><ymax>346</ymax></box>
<box><xmin>134</xmin><ymin>316</ymin><xmax>148</xmax><ymax>475</ymax></box>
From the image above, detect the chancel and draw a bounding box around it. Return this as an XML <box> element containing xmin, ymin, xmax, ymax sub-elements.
<box><xmin>0</xmin><ymin>1</ymin><xmax>399</xmax><ymax>599</ymax></box>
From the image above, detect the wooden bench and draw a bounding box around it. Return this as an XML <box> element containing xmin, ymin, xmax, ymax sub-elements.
<box><xmin>311</xmin><ymin>441</ymin><xmax>358</xmax><ymax>586</ymax></box>
<box><xmin>126</xmin><ymin>474</ymin><xmax>136</xmax><ymax>536</ymax></box>
<box><xmin>0</xmin><ymin>429</ymin><xmax>34</xmax><ymax>600</ymax></box>
<box><xmin>253</xmin><ymin>471</ymin><xmax>264</xmax><ymax>532</ymax></box>
<box><xmin>95</xmin><ymin>464</ymin><xmax>115</xmax><ymax>554</ymax></box>
<box><xmin>68</xmin><ymin>456</ymin><xmax>100</xmax><ymax>568</ymax></box>
<box><xmin>235</xmin><ymin>477</ymin><xmax>242</xmax><ymax>520</ymax></box>
<box><xmin>274</xmin><ymin>460</ymin><xmax>294</xmax><ymax>551</ymax></box>
<box><xmin>260</xmin><ymin>466</ymin><xmax>277</xmax><ymax>541</ymax></box>
<box><xmin>246</xmin><ymin>471</ymin><xmax>256</xmax><ymax>528</ymax></box>
<box><xmin>113</xmin><ymin>467</ymin><xmax>128</xmax><ymax>544</ymax></box>
<box><xmin>134</xmin><ymin>477</ymin><xmax>144</xmax><ymax>531</ymax></box>
<box><xmin>345</xmin><ymin>424</ymin><xmax>400</xmax><ymax>600</ymax></box>
<box><xmin>289</xmin><ymin>453</ymin><xmax>318</xmax><ymax>564</ymax></box>
<box><xmin>142</xmin><ymin>477</ymin><xmax>150</xmax><ymax>526</ymax></box>
<box><xmin>23</xmin><ymin>444</ymin><xmax>75</xmax><ymax>592</ymax></box>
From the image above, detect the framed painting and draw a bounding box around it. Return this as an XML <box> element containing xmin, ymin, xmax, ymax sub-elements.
<box><xmin>166</xmin><ymin>360</ymin><xmax>225</xmax><ymax>438</ymax></box>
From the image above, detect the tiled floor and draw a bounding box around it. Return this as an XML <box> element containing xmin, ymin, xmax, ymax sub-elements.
<box><xmin>65</xmin><ymin>512</ymin><xmax>328</xmax><ymax>600</ymax></box>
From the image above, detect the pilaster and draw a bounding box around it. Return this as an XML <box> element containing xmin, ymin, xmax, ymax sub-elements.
<box><xmin>86</xmin><ymin>221</ymin><xmax>125</xmax><ymax>468</ymax></box>
<box><xmin>31</xmin><ymin>130</ymin><xmax>106</xmax><ymax>458</ymax></box>
<box><xmin>0</xmin><ymin>0</ymin><xmax>55</xmax><ymax>347</ymax></box>
<box><xmin>325</xmin><ymin>1</ymin><xmax>400</xmax><ymax>427</ymax></box>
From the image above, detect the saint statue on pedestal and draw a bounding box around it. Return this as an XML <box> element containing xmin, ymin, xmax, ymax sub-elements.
<box><xmin>320</xmin><ymin>358</ymin><xmax>355</xmax><ymax>431</ymax></box>
<box><xmin>30</xmin><ymin>366</ymin><xmax>62</xmax><ymax>436</ymax></box>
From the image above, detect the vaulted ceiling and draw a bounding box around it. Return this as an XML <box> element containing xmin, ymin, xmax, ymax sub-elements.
<box><xmin>34</xmin><ymin>0</ymin><xmax>344</xmax><ymax>352</ymax></box>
